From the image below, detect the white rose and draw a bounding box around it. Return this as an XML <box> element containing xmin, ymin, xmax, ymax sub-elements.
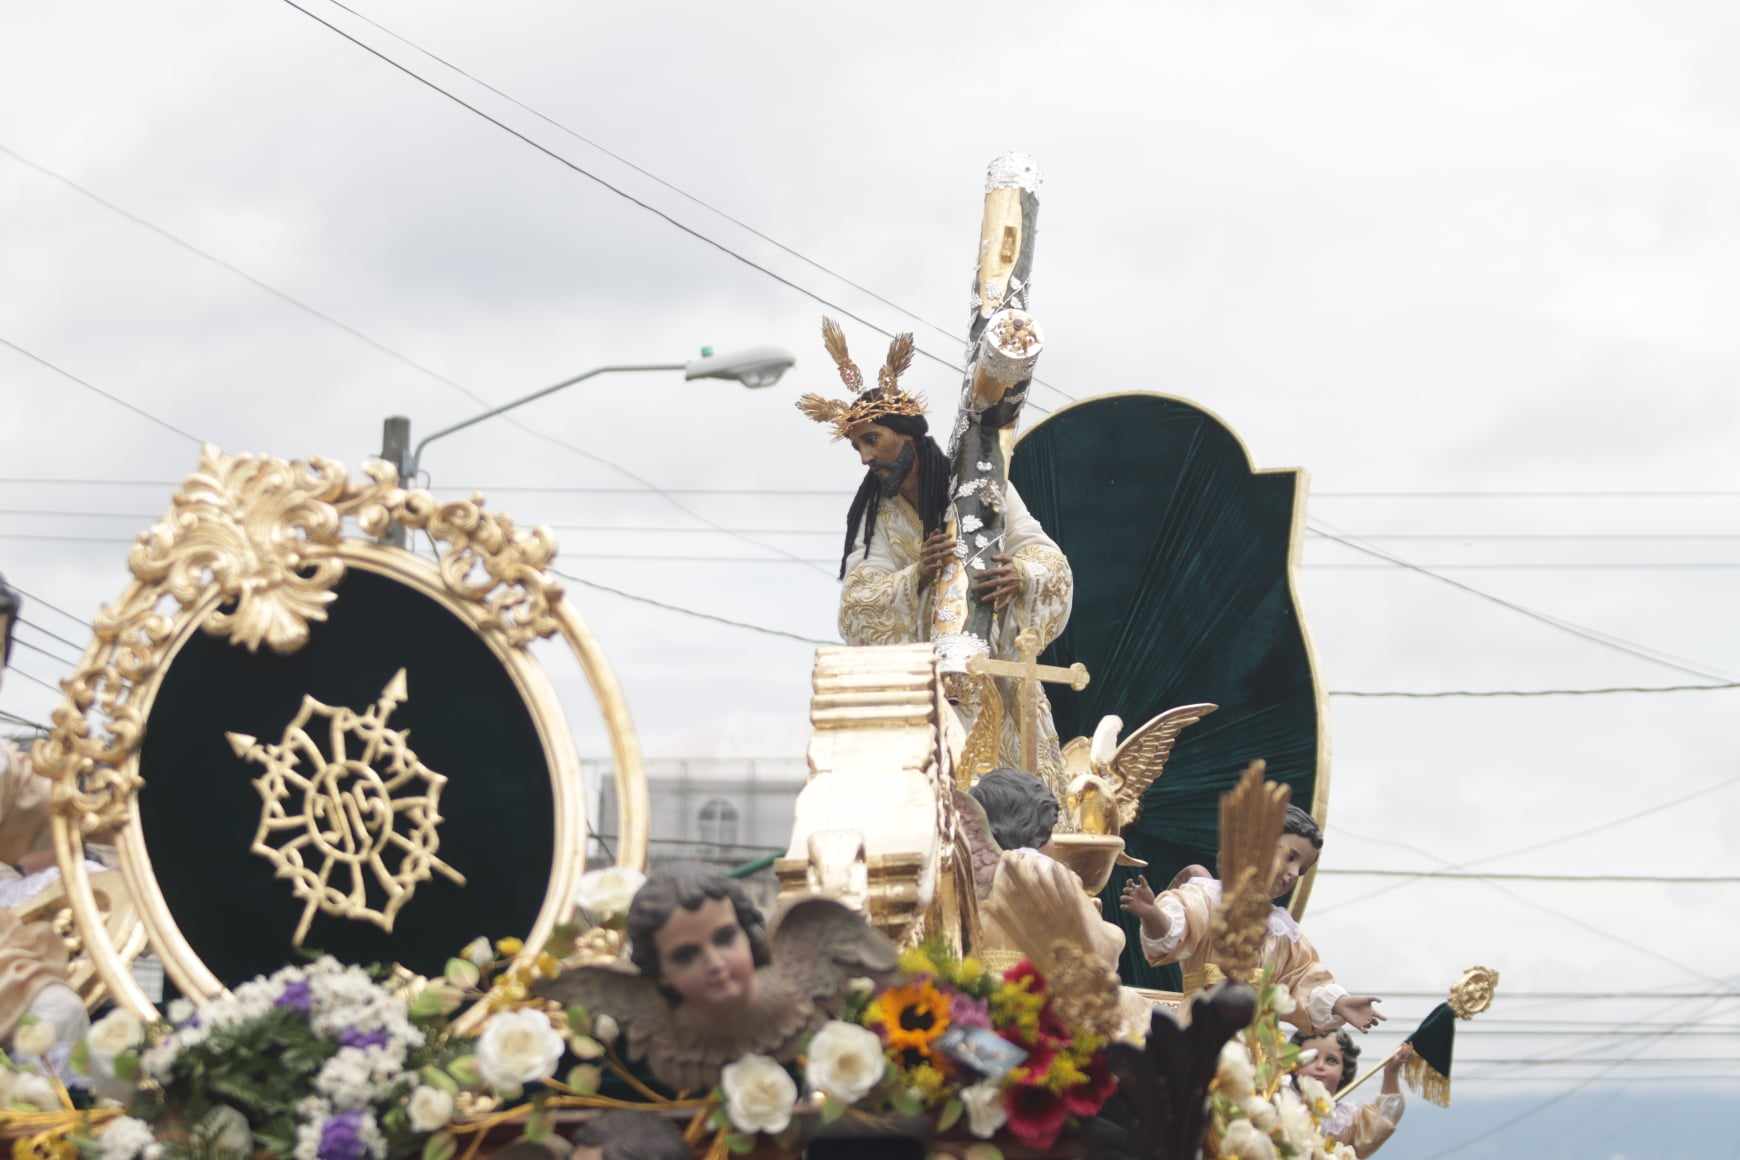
<box><xmin>720</xmin><ymin>1053</ymin><xmax>797</xmax><ymax>1135</ymax></box>
<box><xmin>1216</xmin><ymin>1039</ymin><xmax>1255</xmax><ymax>1099</ymax></box>
<box><xmin>97</xmin><ymin>1115</ymin><xmax>158</xmax><ymax>1160</ymax></box>
<box><xmin>1265</xmin><ymin>984</ymin><xmax>1297</xmax><ymax>1017</ymax></box>
<box><xmin>88</xmin><ymin>1009</ymin><xmax>145</xmax><ymax>1063</ymax></box>
<box><xmin>13</xmin><ymin>1017</ymin><xmax>56</xmax><ymax>1058</ymax></box>
<box><xmin>461</xmin><ymin>938</ymin><xmax>494</xmax><ymax>968</ymax></box>
<box><xmin>1276</xmin><ymin>1087</ymin><xmax>1316</xmax><ymax>1150</ymax></box>
<box><xmin>1221</xmin><ymin>1117</ymin><xmax>1278</xmax><ymax>1160</ymax></box>
<box><xmin>407</xmin><ymin>1086</ymin><xmax>454</xmax><ymax>1133</ymax></box>
<box><xmin>195</xmin><ymin>1105</ymin><xmax>252</xmax><ymax>1155</ymax></box>
<box><xmin>1296</xmin><ymin>1075</ymin><xmax>1335</xmax><ymax>1118</ymax></box>
<box><xmin>574</xmin><ymin>867</ymin><xmax>646</xmax><ymax>924</ymax></box>
<box><xmin>803</xmin><ymin>1022</ymin><xmax>885</xmax><ymax>1105</ymax></box>
<box><xmin>10</xmin><ymin>1072</ymin><xmax>59</xmax><ymax>1111</ymax></box>
<box><xmin>960</xmin><ymin>1079</ymin><xmax>1007</xmax><ymax>1139</ymax></box>
<box><xmin>1240</xmin><ymin>1095</ymin><xmax>1278</xmax><ymax>1133</ymax></box>
<box><xmin>592</xmin><ymin>1013</ymin><xmax>619</xmax><ymax>1045</ymax></box>
<box><xmin>165</xmin><ymin>999</ymin><xmax>196</xmax><ymax>1025</ymax></box>
<box><xmin>476</xmin><ymin>1010</ymin><xmax>565</xmax><ymax>1093</ymax></box>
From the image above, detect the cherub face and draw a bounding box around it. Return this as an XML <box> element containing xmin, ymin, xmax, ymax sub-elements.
<box><xmin>1270</xmin><ymin>833</ymin><xmax>1319</xmax><ymax>898</ymax></box>
<box><xmin>653</xmin><ymin>896</ymin><xmax>756</xmax><ymax>1012</ymax></box>
<box><xmin>1296</xmin><ymin>1033</ymin><xmax>1344</xmax><ymax>1089</ymax></box>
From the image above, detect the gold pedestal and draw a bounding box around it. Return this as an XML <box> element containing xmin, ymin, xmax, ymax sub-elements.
<box><xmin>1047</xmin><ymin>833</ymin><xmax>1127</xmax><ymax>896</ymax></box>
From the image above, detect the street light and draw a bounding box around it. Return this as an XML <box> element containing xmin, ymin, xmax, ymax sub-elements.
<box><xmin>377</xmin><ymin>346</ymin><xmax>796</xmax><ymax>546</ymax></box>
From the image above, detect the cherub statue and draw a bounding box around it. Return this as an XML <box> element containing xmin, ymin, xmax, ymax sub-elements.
<box><xmin>1059</xmin><ymin>704</ymin><xmax>1217</xmax><ymax>840</ymax></box>
<box><xmin>958</xmin><ymin>770</ymin><xmax>1147</xmax><ymax>1042</ymax></box>
<box><xmin>534</xmin><ymin>867</ymin><xmax>898</xmax><ymax>1092</ymax></box>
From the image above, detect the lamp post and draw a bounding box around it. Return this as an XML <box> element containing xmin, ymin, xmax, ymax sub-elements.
<box><xmin>377</xmin><ymin>346</ymin><xmax>795</xmax><ymax>546</ymax></box>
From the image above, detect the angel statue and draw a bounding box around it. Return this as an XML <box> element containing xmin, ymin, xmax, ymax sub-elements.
<box><xmin>958</xmin><ymin>770</ymin><xmax>1151</xmax><ymax>1043</ymax></box>
<box><xmin>1060</xmin><ymin>704</ymin><xmax>1218</xmax><ymax>842</ymax></box>
<box><xmin>534</xmin><ymin>867</ymin><xmax>898</xmax><ymax>1092</ymax></box>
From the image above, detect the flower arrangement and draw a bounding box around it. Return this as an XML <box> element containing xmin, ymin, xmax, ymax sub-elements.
<box><xmin>1204</xmin><ymin>974</ymin><xmax>1356</xmax><ymax>1160</ymax></box>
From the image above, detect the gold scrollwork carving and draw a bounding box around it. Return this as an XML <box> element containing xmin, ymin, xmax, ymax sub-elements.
<box><xmin>31</xmin><ymin>446</ymin><xmax>566</xmax><ymax>836</ymax></box>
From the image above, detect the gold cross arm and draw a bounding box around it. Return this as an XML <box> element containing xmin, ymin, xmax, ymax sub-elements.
<box><xmin>968</xmin><ymin>655</ymin><xmax>1090</xmax><ymax>691</ymax></box>
<box><xmin>964</xmin><ymin>625</ymin><xmax>1091</xmax><ymax>772</ymax></box>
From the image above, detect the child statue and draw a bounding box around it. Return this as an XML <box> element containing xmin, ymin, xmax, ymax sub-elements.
<box><xmin>1294</xmin><ymin>1030</ymin><xmax>1412</xmax><ymax>1157</ymax></box>
<box><xmin>1118</xmin><ymin>805</ymin><xmax>1384</xmax><ymax>1036</ymax></box>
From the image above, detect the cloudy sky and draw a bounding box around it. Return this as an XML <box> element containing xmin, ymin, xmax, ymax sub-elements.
<box><xmin>3</xmin><ymin>2</ymin><xmax>1737</xmax><ymax>1153</ymax></box>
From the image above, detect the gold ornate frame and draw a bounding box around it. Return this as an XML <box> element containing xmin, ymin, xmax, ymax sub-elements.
<box><xmin>1014</xmin><ymin>390</ymin><xmax>1332</xmax><ymax>918</ymax></box>
<box><xmin>33</xmin><ymin>448</ymin><xmax>648</xmax><ymax>1018</ymax></box>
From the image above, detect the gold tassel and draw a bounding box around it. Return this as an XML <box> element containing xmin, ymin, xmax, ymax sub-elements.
<box><xmin>1402</xmin><ymin>1051</ymin><xmax>1452</xmax><ymax>1108</ymax></box>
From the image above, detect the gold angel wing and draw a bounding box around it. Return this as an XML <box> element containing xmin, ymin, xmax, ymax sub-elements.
<box><xmin>1108</xmin><ymin>702</ymin><xmax>1219</xmax><ymax>828</ymax></box>
<box><xmin>1210</xmin><ymin>760</ymin><xmax>1290</xmax><ymax>983</ymax></box>
<box><xmin>820</xmin><ymin>317</ymin><xmax>864</xmax><ymax>392</ymax></box>
<box><xmin>958</xmin><ymin>672</ymin><xmax>1004</xmax><ymax>783</ymax></box>
<box><xmin>796</xmin><ymin>393</ymin><xmax>851</xmax><ymax>425</ymax></box>
<box><xmin>878</xmin><ymin>332</ymin><xmax>915</xmax><ymax>392</ymax></box>
<box><xmin>980</xmin><ymin>853</ymin><xmax>1123</xmax><ymax>1037</ymax></box>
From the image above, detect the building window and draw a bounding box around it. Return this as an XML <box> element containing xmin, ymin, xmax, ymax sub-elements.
<box><xmin>698</xmin><ymin>798</ymin><xmax>740</xmax><ymax>848</ymax></box>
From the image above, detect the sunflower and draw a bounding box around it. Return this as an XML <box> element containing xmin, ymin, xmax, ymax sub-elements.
<box><xmin>865</xmin><ymin>979</ymin><xmax>952</xmax><ymax>1053</ymax></box>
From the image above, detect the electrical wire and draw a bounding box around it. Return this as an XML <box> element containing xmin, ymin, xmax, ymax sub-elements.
<box><xmin>272</xmin><ymin>0</ymin><xmax>1053</xmax><ymax>419</ymax></box>
<box><xmin>4</xmin><ymin>585</ymin><xmax>93</xmax><ymax>630</ymax></box>
<box><xmin>1316</xmin><ymin>868</ymin><xmax>1740</xmax><ymax>884</ymax></box>
<box><xmin>8</xmin><ymin>637</ymin><xmax>77</xmax><ymax>669</ymax></box>
<box><xmin>16</xmin><ymin>617</ymin><xmax>86</xmax><ymax>654</ymax></box>
<box><xmin>548</xmin><ymin>568</ymin><xmax>834</xmax><ymax>646</ymax></box>
<box><xmin>314</xmin><ymin>0</ymin><xmax>1077</xmax><ymax>407</ymax></box>
<box><xmin>1307</xmin><ymin>519</ymin><xmax>1739</xmax><ymax>682</ymax></box>
<box><xmin>0</xmin><ymin>143</ymin><xmax>836</xmax><ymax>579</ymax></box>
<box><xmin>3</xmin><ymin>665</ymin><xmax>62</xmax><ymax>696</ymax></box>
<box><xmin>1329</xmin><ymin>682</ymin><xmax>1740</xmax><ymax>698</ymax></box>
<box><xmin>0</xmin><ymin>336</ymin><xmax>203</xmax><ymax>445</ymax></box>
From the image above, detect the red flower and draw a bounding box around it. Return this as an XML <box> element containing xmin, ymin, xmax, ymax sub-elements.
<box><xmin>1034</xmin><ymin>1006</ymin><xmax>1070</xmax><ymax>1051</ymax></box>
<box><xmin>1063</xmin><ymin>1052</ymin><xmax>1117</xmax><ymax>1117</ymax></box>
<box><xmin>1002</xmin><ymin>959</ymin><xmax>1046</xmax><ymax>993</ymax></box>
<box><xmin>1004</xmin><ymin>1082</ymin><xmax>1070</xmax><ymax>1150</ymax></box>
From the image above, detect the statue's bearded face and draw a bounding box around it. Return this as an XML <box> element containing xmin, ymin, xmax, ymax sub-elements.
<box><xmin>847</xmin><ymin>422</ymin><xmax>916</xmax><ymax>497</ymax></box>
<box><xmin>654</xmin><ymin>896</ymin><xmax>757</xmax><ymax>1012</ymax></box>
<box><xmin>1270</xmin><ymin>833</ymin><xmax>1320</xmax><ymax>899</ymax></box>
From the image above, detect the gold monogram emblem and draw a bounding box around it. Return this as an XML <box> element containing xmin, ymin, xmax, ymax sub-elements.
<box><xmin>227</xmin><ymin>669</ymin><xmax>465</xmax><ymax>944</ymax></box>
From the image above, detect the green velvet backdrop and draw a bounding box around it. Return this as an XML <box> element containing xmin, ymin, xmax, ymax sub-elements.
<box><xmin>1010</xmin><ymin>393</ymin><xmax>1324</xmax><ymax>988</ymax></box>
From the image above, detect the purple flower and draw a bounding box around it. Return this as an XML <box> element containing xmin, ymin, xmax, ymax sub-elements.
<box><xmin>339</xmin><ymin>1027</ymin><xmax>389</xmax><ymax>1050</ymax></box>
<box><xmin>950</xmin><ymin>992</ymin><xmax>991</xmax><ymax>1030</ymax></box>
<box><xmin>276</xmin><ymin>979</ymin><xmax>313</xmax><ymax>1014</ymax></box>
<box><xmin>317</xmin><ymin>1110</ymin><xmax>368</xmax><ymax>1160</ymax></box>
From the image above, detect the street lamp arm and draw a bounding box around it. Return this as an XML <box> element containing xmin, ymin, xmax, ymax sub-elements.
<box><xmin>407</xmin><ymin>362</ymin><xmax>686</xmax><ymax>476</ymax></box>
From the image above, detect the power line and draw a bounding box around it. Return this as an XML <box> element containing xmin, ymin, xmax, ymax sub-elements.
<box><xmin>548</xmin><ymin>568</ymin><xmax>835</xmax><ymax>646</ymax></box>
<box><xmin>314</xmin><ymin>0</ymin><xmax>1076</xmax><ymax>407</ymax></box>
<box><xmin>0</xmin><ymin>145</ymin><xmax>834</xmax><ymax>580</ymax></box>
<box><xmin>1308</xmin><ymin>519</ymin><xmax>1738</xmax><ymax>682</ymax></box>
<box><xmin>8</xmin><ymin>637</ymin><xmax>78</xmax><ymax>669</ymax></box>
<box><xmin>3</xmin><ymin>665</ymin><xmax>62</xmax><ymax>696</ymax></box>
<box><xmin>272</xmin><ymin>0</ymin><xmax>1053</xmax><ymax>421</ymax></box>
<box><xmin>16</xmin><ymin>617</ymin><xmax>86</xmax><ymax>654</ymax></box>
<box><xmin>1366</xmin><ymin>990</ymin><xmax>1740</xmax><ymax>1000</ymax></box>
<box><xmin>1329</xmin><ymin>682</ymin><xmax>1740</xmax><ymax>698</ymax></box>
<box><xmin>0</xmin><ymin>336</ymin><xmax>203</xmax><ymax>445</ymax></box>
<box><xmin>0</xmin><ymin>708</ymin><xmax>50</xmax><ymax>733</ymax></box>
<box><xmin>1318</xmin><ymin>867</ymin><xmax>1740</xmax><ymax>884</ymax></box>
<box><xmin>1312</xmin><ymin>489</ymin><xmax>1740</xmax><ymax>499</ymax></box>
<box><xmin>1311</xmin><ymin>561</ymin><xmax>1740</xmax><ymax>571</ymax></box>
<box><xmin>5</xmin><ymin>585</ymin><xmax>93</xmax><ymax>630</ymax></box>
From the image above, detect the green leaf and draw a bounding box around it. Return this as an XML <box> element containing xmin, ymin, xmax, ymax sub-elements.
<box><xmin>565</xmin><ymin>1005</ymin><xmax>591</xmax><ymax>1036</ymax></box>
<box><xmin>889</xmin><ymin>1087</ymin><xmax>922</xmax><ymax>1117</ymax></box>
<box><xmin>565</xmin><ymin>1065</ymin><xmax>602</xmax><ymax>1095</ymax></box>
<box><xmin>113</xmin><ymin>1050</ymin><xmax>141</xmax><ymax>1083</ymax></box>
<box><xmin>69</xmin><ymin>1039</ymin><xmax>90</xmax><ymax>1076</ymax></box>
<box><xmin>820</xmin><ymin>1094</ymin><xmax>845</xmax><ymax>1124</ymax></box>
<box><xmin>725</xmin><ymin>1134</ymin><xmax>755</xmax><ymax>1155</ymax></box>
<box><xmin>420</xmin><ymin>1066</ymin><xmax>460</xmax><ymax>1095</ymax></box>
<box><xmin>446</xmin><ymin>1056</ymin><xmax>481</xmax><ymax>1087</ymax></box>
<box><xmin>444</xmin><ymin>958</ymin><xmax>482</xmax><ymax>990</ymax></box>
<box><xmin>937</xmin><ymin>1098</ymin><xmax>963</xmax><ymax>1132</ymax></box>
<box><xmin>523</xmin><ymin>1110</ymin><xmax>553</xmax><ymax>1143</ymax></box>
<box><xmin>422</xmin><ymin>1131</ymin><xmax>457</xmax><ymax>1160</ymax></box>
<box><xmin>706</xmin><ymin>1108</ymin><xmax>726</xmax><ymax>1132</ymax></box>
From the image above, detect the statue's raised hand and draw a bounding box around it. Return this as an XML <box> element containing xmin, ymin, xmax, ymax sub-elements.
<box><xmin>1334</xmin><ymin>994</ymin><xmax>1387</xmax><ymax>1032</ymax></box>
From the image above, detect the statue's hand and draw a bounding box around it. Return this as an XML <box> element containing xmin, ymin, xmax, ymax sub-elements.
<box><xmin>918</xmin><ymin>529</ymin><xmax>957</xmax><ymax>589</ymax></box>
<box><xmin>1334</xmin><ymin>995</ymin><xmax>1387</xmax><ymax>1032</ymax></box>
<box><xmin>1118</xmin><ymin>876</ymin><xmax>1167</xmax><ymax>935</ymax></box>
<box><xmin>970</xmin><ymin>553</ymin><xmax>1023</xmax><ymax>611</ymax></box>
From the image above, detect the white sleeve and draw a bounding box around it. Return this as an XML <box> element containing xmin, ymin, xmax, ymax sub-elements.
<box><xmin>1307</xmin><ymin>982</ymin><xmax>1351</xmax><ymax>1032</ymax></box>
<box><xmin>1138</xmin><ymin>891</ymin><xmax>1190</xmax><ymax>962</ymax></box>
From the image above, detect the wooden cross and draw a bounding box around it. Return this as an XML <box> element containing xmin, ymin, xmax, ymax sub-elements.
<box><xmin>968</xmin><ymin>625</ymin><xmax>1090</xmax><ymax>773</ymax></box>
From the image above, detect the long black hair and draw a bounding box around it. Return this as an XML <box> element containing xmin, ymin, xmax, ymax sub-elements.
<box><xmin>838</xmin><ymin>403</ymin><xmax>954</xmax><ymax>579</ymax></box>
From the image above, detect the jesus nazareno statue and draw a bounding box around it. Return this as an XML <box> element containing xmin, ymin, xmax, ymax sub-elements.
<box><xmin>796</xmin><ymin>320</ymin><xmax>1075</xmax><ymax>801</ymax></box>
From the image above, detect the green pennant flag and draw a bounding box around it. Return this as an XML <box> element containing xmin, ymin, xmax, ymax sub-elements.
<box><xmin>1403</xmin><ymin>1002</ymin><xmax>1456</xmax><ymax>1107</ymax></box>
